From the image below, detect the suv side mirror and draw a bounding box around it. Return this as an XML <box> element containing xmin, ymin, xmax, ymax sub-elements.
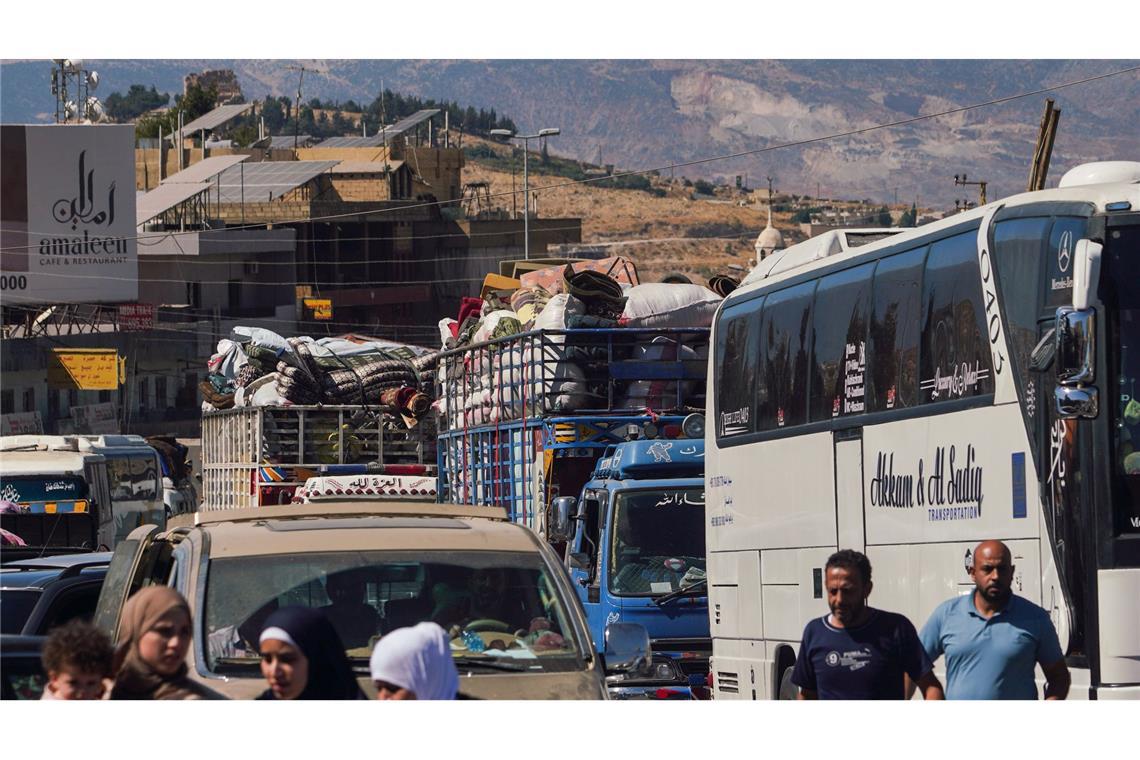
<box><xmin>603</xmin><ymin>622</ymin><xmax>651</xmax><ymax>676</ymax></box>
<box><xmin>550</xmin><ymin>496</ymin><xmax>577</xmax><ymax>542</ymax></box>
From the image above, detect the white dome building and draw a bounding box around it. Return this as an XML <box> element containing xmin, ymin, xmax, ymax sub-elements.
<box><xmin>754</xmin><ymin>184</ymin><xmax>784</xmax><ymax>260</ymax></box>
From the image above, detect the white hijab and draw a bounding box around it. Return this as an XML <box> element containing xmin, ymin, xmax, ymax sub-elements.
<box><xmin>369</xmin><ymin>622</ymin><xmax>459</xmax><ymax>700</ymax></box>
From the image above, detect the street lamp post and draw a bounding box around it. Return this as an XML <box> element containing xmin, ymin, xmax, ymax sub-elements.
<box><xmin>491</xmin><ymin>127</ymin><xmax>560</xmax><ymax>260</ymax></box>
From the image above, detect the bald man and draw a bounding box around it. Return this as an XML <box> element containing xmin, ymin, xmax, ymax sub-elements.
<box><xmin>919</xmin><ymin>540</ymin><xmax>1070</xmax><ymax>700</ymax></box>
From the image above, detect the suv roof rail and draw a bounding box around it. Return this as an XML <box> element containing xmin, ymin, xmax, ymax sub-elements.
<box><xmin>180</xmin><ymin>501</ymin><xmax>509</xmax><ymax>526</ymax></box>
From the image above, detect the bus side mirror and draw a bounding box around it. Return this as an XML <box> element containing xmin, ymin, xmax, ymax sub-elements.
<box><xmin>1054</xmin><ymin>306</ymin><xmax>1098</xmax><ymax>420</ymax></box>
<box><xmin>550</xmin><ymin>496</ymin><xmax>577</xmax><ymax>542</ymax></box>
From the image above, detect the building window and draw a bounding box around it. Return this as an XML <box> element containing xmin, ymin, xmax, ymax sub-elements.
<box><xmin>1</xmin><ymin>389</ymin><xmax>14</xmax><ymax>415</ymax></box>
<box><xmin>138</xmin><ymin>377</ymin><xmax>150</xmax><ymax>412</ymax></box>
<box><xmin>155</xmin><ymin>376</ymin><xmax>168</xmax><ymax>410</ymax></box>
<box><xmin>23</xmin><ymin>387</ymin><xmax>35</xmax><ymax>414</ymax></box>
<box><xmin>98</xmin><ymin>390</ymin><xmax>111</xmax><ymax>403</ymax></box>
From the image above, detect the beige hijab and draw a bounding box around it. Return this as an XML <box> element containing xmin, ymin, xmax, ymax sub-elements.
<box><xmin>110</xmin><ymin>586</ymin><xmax>223</xmax><ymax>700</ymax></box>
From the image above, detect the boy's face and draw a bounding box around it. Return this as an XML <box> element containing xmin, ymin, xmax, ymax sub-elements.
<box><xmin>48</xmin><ymin>668</ymin><xmax>106</xmax><ymax>700</ymax></box>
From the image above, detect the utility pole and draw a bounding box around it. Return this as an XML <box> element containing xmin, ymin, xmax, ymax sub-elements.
<box><xmin>287</xmin><ymin>64</ymin><xmax>325</xmax><ymax>150</ymax></box>
<box><xmin>1028</xmin><ymin>98</ymin><xmax>1061</xmax><ymax>191</ymax></box>
<box><xmin>954</xmin><ymin>173</ymin><xmax>988</xmax><ymax>206</ymax></box>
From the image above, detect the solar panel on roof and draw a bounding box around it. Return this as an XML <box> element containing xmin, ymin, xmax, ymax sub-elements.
<box><xmin>212</xmin><ymin>160</ymin><xmax>338</xmax><ymax>203</ymax></box>
<box><xmin>179</xmin><ymin>103</ymin><xmax>254</xmax><ymax>134</ymax></box>
<box><xmin>136</xmin><ymin>182</ymin><xmax>211</xmax><ymax>225</ymax></box>
<box><xmin>162</xmin><ymin>155</ymin><xmax>248</xmax><ymax>184</ymax></box>
<box><xmin>387</xmin><ymin>109</ymin><xmax>439</xmax><ymax>134</ymax></box>
<box><xmin>268</xmin><ymin>135</ymin><xmax>313</xmax><ymax>149</ymax></box>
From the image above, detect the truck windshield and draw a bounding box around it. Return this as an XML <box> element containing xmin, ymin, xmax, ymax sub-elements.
<box><xmin>0</xmin><ymin>475</ymin><xmax>88</xmax><ymax>504</ymax></box>
<box><xmin>609</xmin><ymin>487</ymin><xmax>707</xmax><ymax>597</ymax></box>
<box><xmin>202</xmin><ymin>550</ymin><xmax>584</xmax><ymax>674</ymax></box>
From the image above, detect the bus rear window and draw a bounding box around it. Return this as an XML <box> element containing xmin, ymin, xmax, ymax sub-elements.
<box><xmin>715</xmin><ymin>301</ymin><xmax>760</xmax><ymax>438</ymax></box>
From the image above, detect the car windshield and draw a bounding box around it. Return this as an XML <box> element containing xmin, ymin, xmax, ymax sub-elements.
<box><xmin>0</xmin><ymin>475</ymin><xmax>88</xmax><ymax>504</ymax></box>
<box><xmin>609</xmin><ymin>487</ymin><xmax>707</xmax><ymax>596</ymax></box>
<box><xmin>0</xmin><ymin>589</ymin><xmax>41</xmax><ymax>634</ymax></box>
<box><xmin>202</xmin><ymin>550</ymin><xmax>584</xmax><ymax>675</ymax></box>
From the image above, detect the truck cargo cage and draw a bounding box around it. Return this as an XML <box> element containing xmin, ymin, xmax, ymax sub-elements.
<box><xmin>201</xmin><ymin>405</ymin><xmax>436</xmax><ymax>511</ymax></box>
<box><xmin>434</xmin><ymin>327</ymin><xmax>709</xmax><ymax>431</ymax></box>
<box><xmin>434</xmin><ymin>326</ymin><xmax>709</xmax><ymax>533</ymax></box>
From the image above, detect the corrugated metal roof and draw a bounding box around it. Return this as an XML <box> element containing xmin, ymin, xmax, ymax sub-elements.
<box><xmin>330</xmin><ymin>160</ymin><xmax>405</xmax><ymax>174</ymax></box>
<box><xmin>161</xmin><ymin>154</ymin><xmax>249</xmax><ymax>184</ymax></box>
<box><xmin>178</xmin><ymin>103</ymin><xmax>254</xmax><ymax>134</ymax></box>
<box><xmin>136</xmin><ymin>182</ymin><xmax>211</xmax><ymax>225</ymax></box>
<box><xmin>213</xmin><ymin>160</ymin><xmax>338</xmax><ymax>203</ymax></box>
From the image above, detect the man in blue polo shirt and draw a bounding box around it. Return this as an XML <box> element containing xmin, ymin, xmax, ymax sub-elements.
<box><xmin>920</xmin><ymin>540</ymin><xmax>1070</xmax><ymax>700</ymax></box>
<box><xmin>791</xmin><ymin>549</ymin><xmax>944</xmax><ymax>700</ymax></box>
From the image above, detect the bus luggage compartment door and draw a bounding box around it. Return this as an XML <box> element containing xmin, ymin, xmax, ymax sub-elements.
<box><xmin>834</xmin><ymin>428</ymin><xmax>865</xmax><ymax>554</ymax></box>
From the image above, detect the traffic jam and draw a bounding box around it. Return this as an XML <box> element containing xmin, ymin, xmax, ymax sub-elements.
<box><xmin>5</xmin><ymin>160</ymin><xmax>1140</xmax><ymax>702</ymax></box>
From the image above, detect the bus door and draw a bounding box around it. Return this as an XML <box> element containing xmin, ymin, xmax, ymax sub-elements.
<box><xmin>834</xmin><ymin>428</ymin><xmax>866</xmax><ymax>553</ymax></box>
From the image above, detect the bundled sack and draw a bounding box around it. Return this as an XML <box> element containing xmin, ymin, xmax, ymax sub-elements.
<box><xmin>200</xmin><ymin>376</ymin><xmax>235</xmax><ymax>410</ymax></box>
<box><xmin>519</xmin><ymin>256</ymin><xmax>639</xmax><ymax>295</ymax></box>
<box><xmin>564</xmin><ymin>266</ymin><xmax>626</xmax><ymax>320</ymax></box>
<box><xmin>235</xmin><ymin>373</ymin><xmax>290</xmax><ymax>408</ymax></box>
<box><xmin>617</xmin><ymin>335</ymin><xmax>699</xmax><ymax>411</ymax></box>
<box><xmin>510</xmin><ymin>285</ymin><xmax>552</xmax><ymax>327</ymax></box>
<box><xmin>619</xmin><ymin>283</ymin><xmax>722</xmax><ymax>329</ymax></box>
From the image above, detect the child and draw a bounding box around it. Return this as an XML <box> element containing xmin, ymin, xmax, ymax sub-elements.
<box><xmin>40</xmin><ymin>620</ymin><xmax>114</xmax><ymax>700</ymax></box>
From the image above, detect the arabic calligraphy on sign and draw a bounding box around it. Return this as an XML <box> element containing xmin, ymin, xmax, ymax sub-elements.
<box><xmin>52</xmin><ymin>151</ymin><xmax>116</xmax><ymax>231</ymax></box>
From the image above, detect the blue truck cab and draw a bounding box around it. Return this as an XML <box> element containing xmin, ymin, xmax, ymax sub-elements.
<box><xmin>554</xmin><ymin>436</ymin><xmax>709</xmax><ymax>699</ymax></box>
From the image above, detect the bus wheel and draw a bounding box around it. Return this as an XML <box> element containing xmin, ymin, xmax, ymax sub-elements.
<box><xmin>778</xmin><ymin>666</ymin><xmax>798</xmax><ymax>700</ymax></box>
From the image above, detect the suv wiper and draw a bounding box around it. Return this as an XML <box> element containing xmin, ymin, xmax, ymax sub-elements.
<box><xmin>653</xmin><ymin>578</ymin><xmax>708</xmax><ymax>607</ymax></box>
<box><xmin>451</xmin><ymin>656</ymin><xmax>530</xmax><ymax>672</ymax></box>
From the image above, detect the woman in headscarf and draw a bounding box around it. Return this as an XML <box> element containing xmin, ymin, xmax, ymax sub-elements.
<box><xmin>369</xmin><ymin>622</ymin><xmax>460</xmax><ymax>700</ymax></box>
<box><xmin>258</xmin><ymin>606</ymin><xmax>363</xmax><ymax>700</ymax></box>
<box><xmin>110</xmin><ymin>586</ymin><xmax>224</xmax><ymax>700</ymax></box>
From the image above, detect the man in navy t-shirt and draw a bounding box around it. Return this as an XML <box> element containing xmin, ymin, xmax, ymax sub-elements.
<box><xmin>792</xmin><ymin>549</ymin><xmax>944</xmax><ymax>700</ymax></box>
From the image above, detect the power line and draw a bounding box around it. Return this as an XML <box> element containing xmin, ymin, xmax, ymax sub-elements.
<box><xmin>2</xmin><ymin>64</ymin><xmax>1135</xmax><ymax>253</ymax></box>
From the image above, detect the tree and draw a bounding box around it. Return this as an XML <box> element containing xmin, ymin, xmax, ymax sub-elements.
<box><xmin>105</xmin><ymin>84</ymin><xmax>170</xmax><ymax>122</ymax></box>
<box><xmin>694</xmin><ymin>179</ymin><xmax>716</xmax><ymax>196</ymax></box>
<box><xmin>134</xmin><ymin>109</ymin><xmax>178</xmax><ymax>139</ymax></box>
<box><xmin>261</xmin><ymin>96</ymin><xmax>288</xmax><ymax>133</ymax></box>
<box><xmin>230</xmin><ymin>122</ymin><xmax>259</xmax><ymax>148</ymax></box>
<box><xmin>899</xmin><ymin>202</ymin><xmax>918</xmax><ymax>227</ymax></box>
<box><xmin>176</xmin><ymin>82</ymin><xmax>218</xmax><ymax>122</ymax></box>
<box><xmin>876</xmin><ymin>206</ymin><xmax>892</xmax><ymax>226</ymax></box>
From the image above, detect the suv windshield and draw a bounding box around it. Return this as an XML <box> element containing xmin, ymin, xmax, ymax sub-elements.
<box><xmin>203</xmin><ymin>551</ymin><xmax>584</xmax><ymax>674</ymax></box>
<box><xmin>609</xmin><ymin>487</ymin><xmax>707</xmax><ymax>596</ymax></box>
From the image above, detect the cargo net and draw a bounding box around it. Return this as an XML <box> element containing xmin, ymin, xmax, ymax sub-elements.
<box><xmin>435</xmin><ymin>327</ymin><xmax>708</xmax><ymax>431</ymax></box>
<box><xmin>257</xmin><ymin>407</ymin><xmax>437</xmax><ymax>467</ymax></box>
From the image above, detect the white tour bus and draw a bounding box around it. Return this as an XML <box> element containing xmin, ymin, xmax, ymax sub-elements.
<box><xmin>705</xmin><ymin>161</ymin><xmax>1140</xmax><ymax>700</ymax></box>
